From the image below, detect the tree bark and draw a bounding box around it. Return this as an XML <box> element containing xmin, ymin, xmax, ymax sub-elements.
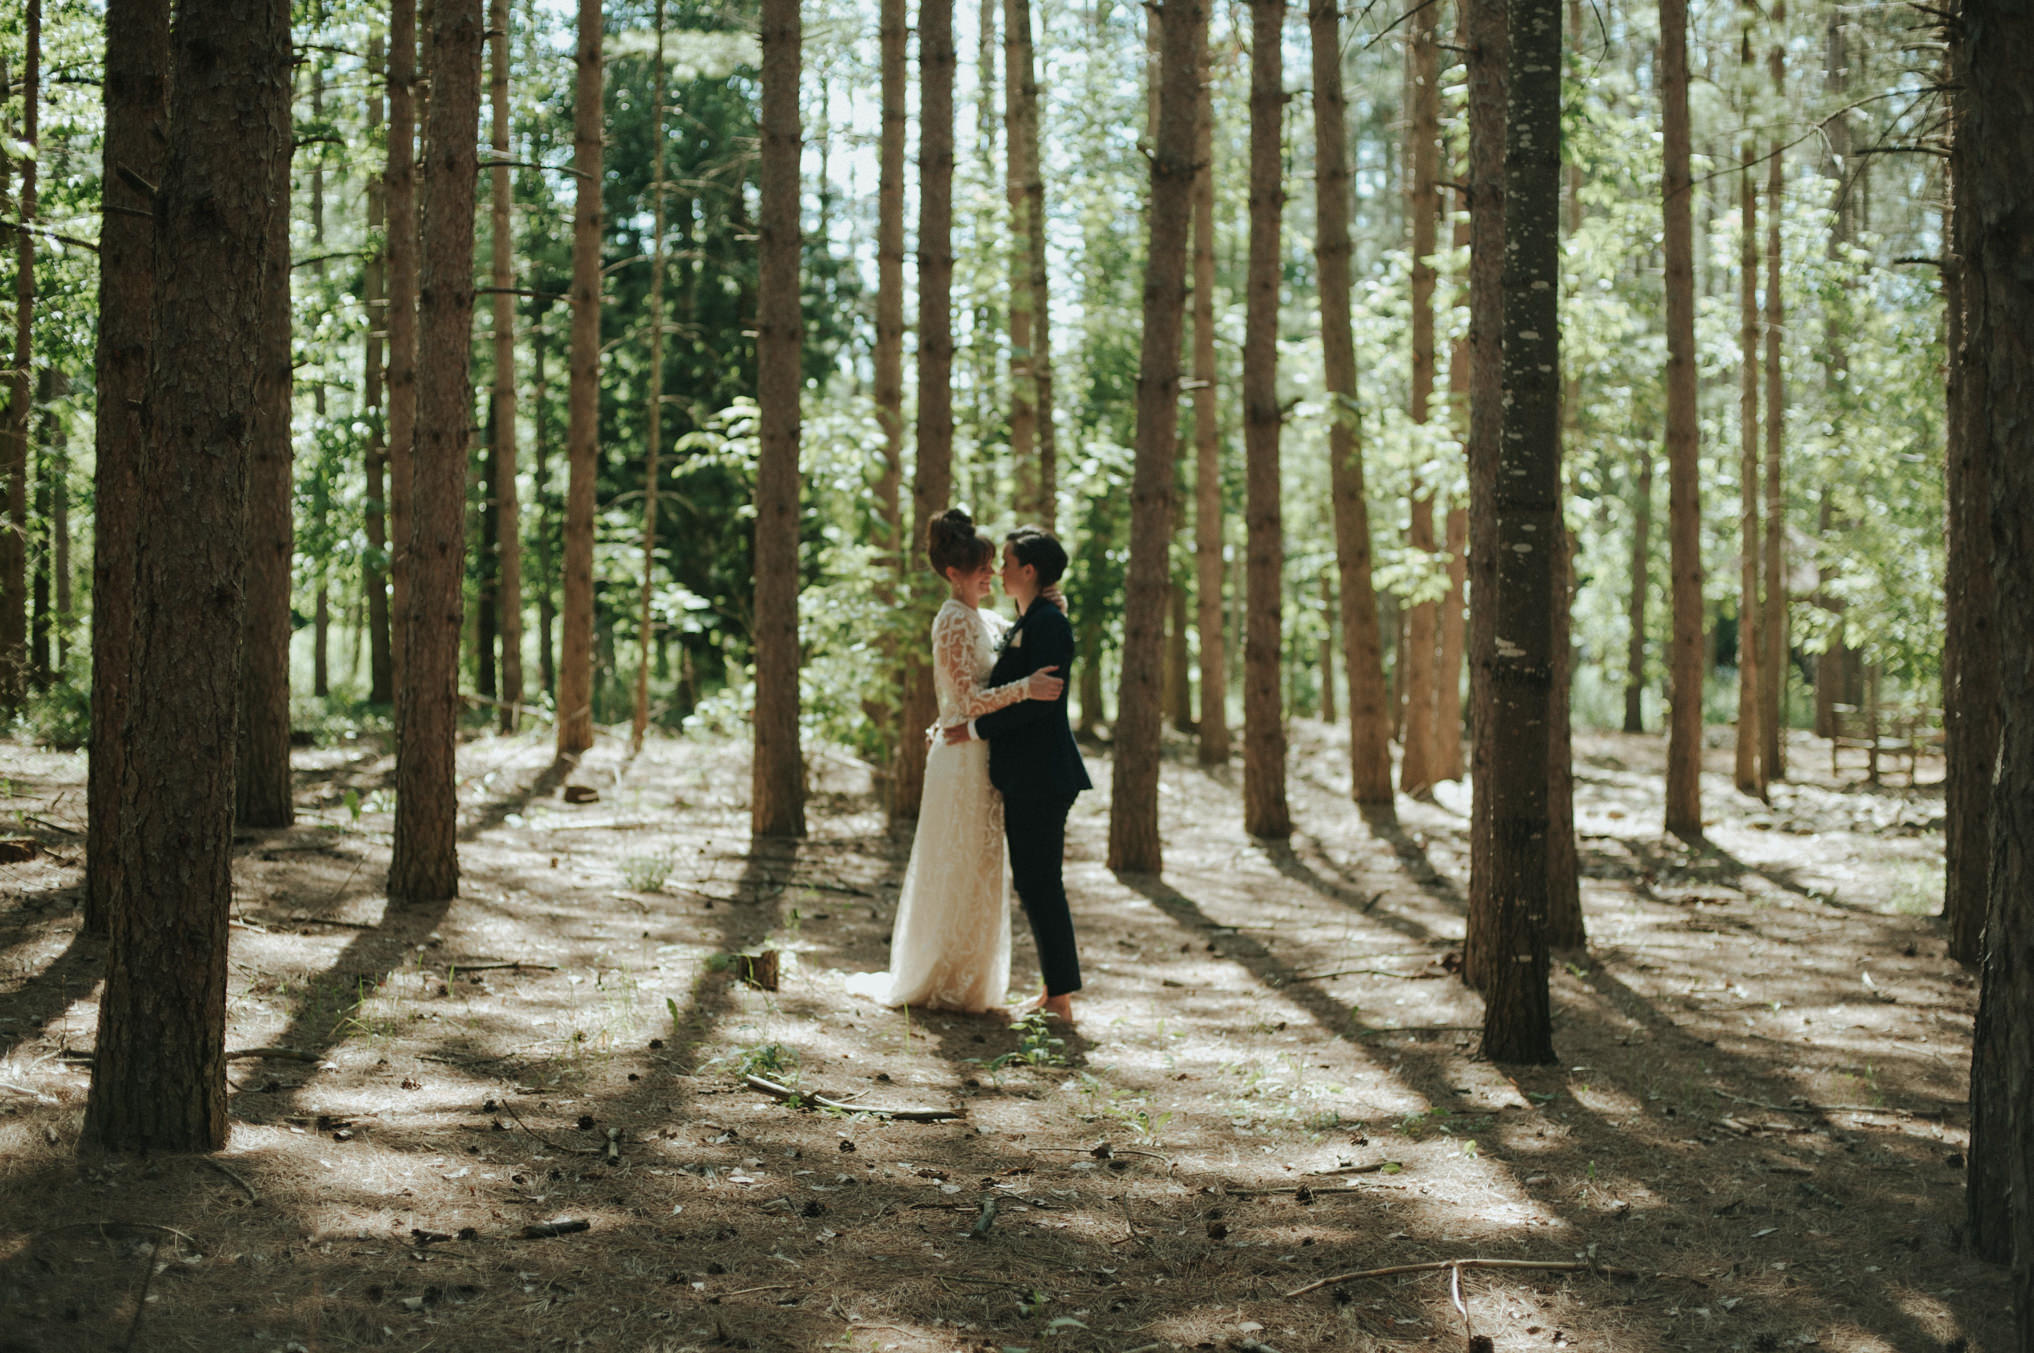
<box><xmin>633</xmin><ymin>0</ymin><xmax>667</xmax><ymax>753</ymax></box>
<box><xmin>556</xmin><ymin>0</ymin><xmax>603</xmax><ymax>759</ymax></box>
<box><xmin>85</xmin><ymin>0</ymin><xmax>171</xmax><ymax>936</ymax></box>
<box><xmin>1240</xmin><ymin>0</ymin><xmax>1290</xmax><ymax>841</ymax></box>
<box><xmin>388</xmin><ymin>0</ymin><xmax>420</xmax><ymax>725</ymax></box>
<box><xmin>896</xmin><ymin>0</ymin><xmax>958</xmax><ymax>823</ymax></box>
<box><xmin>1437</xmin><ymin>149</ymin><xmax>1471</xmax><ymax>784</ymax></box>
<box><xmin>1005</xmin><ymin>0</ymin><xmax>1038</xmax><ymax>518</ymax></box>
<box><xmin>1461</xmin><ymin>0</ymin><xmax>1506</xmax><ymax>990</ymax></box>
<box><xmin>492</xmin><ymin>0</ymin><xmax>523</xmax><ymax>732</ymax></box>
<box><xmin>1193</xmin><ymin>36</ymin><xmax>1229</xmax><ymax>765</ymax></box>
<box><xmin>1311</xmin><ymin>0</ymin><xmax>1393</xmax><ymax>808</ymax></box>
<box><xmin>310</xmin><ymin>67</ymin><xmax>330</xmax><ymax>702</ymax></box>
<box><xmin>1734</xmin><ymin>141</ymin><xmax>1764</xmax><ymax>801</ymax></box>
<box><xmin>1760</xmin><ymin>23</ymin><xmax>1787</xmax><ymax>781</ymax></box>
<box><xmin>753</xmin><ymin>0</ymin><xmax>805</xmax><ymax>838</ymax></box>
<box><xmin>390</xmin><ymin>0</ymin><xmax>482</xmax><ymax>904</ymax></box>
<box><xmin>1624</xmin><ymin>444</ymin><xmax>1652</xmax><ymax>731</ymax></box>
<box><xmin>363</xmin><ymin>35</ymin><xmax>393</xmax><ymax>707</ymax></box>
<box><xmin>1108</xmin><ymin>0</ymin><xmax>1206</xmax><ymax>872</ymax></box>
<box><xmin>237</xmin><ymin>80</ymin><xmax>297</xmax><ymax>831</ymax></box>
<box><xmin>1025</xmin><ymin>17</ymin><xmax>1057</xmax><ymax>532</ymax></box>
<box><xmin>1962</xmin><ymin>8</ymin><xmax>2034</xmax><ymax>1317</ymax></box>
<box><xmin>1475</xmin><ymin>0</ymin><xmax>1558</xmax><ymax>1066</ymax></box>
<box><xmin>1400</xmin><ymin>0</ymin><xmax>1442</xmax><ymax>799</ymax></box>
<box><xmin>1944</xmin><ymin>13</ymin><xmax>1995</xmax><ymax>971</ymax></box>
<box><xmin>1814</xmin><ymin>14</ymin><xmax>1850</xmax><ymax>741</ymax></box>
<box><xmin>533</xmin><ymin>332</ymin><xmax>557</xmax><ymax>696</ymax></box>
<box><xmin>0</xmin><ymin>6</ymin><xmax>37</xmax><ymax>716</ymax></box>
<box><xmin>1546</xmin><ymin>525</ymin><xmax>1582</xmax><ymax>948</ymax></box>
<box><xmin>874</xmin><ymin>0</ymin><xmax>907</xmax><ymax>813</ymax></box>
<box><xmin>83</xmin><ymin>0</ymin><xmax>291</xmax><ymax>1153</ymax></box>
<box><xmin>1661</xmin><ymin>0</ymin><xmax>1705</xmax><ymax>839</ymax></box>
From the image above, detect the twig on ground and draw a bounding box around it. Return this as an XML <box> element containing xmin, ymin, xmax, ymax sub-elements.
<box><xmin>1285</xmin><ymin>1257</ymin><xmax>1647</xmax><ymax>1299</ymax></box>
<box><xmin>520</xmin><ymin>1218</ymin><xmax>591</xmax><ymax>1238</ymax></box>
<box><xmin>498</xmin><ymin>1099</ymin><xmax>603</xmax><ymax>1155</ymax></box>
<box><xmin>203</xmin><ymin>1158</ymin><xmax>258</xmax><ymax>1203</ymax></box>
<box><xmin>1218</xmin><ymin>1180</ymin><xmax>1389</xmax><ymax>1197</ymax></box>
<box><xmin>970</xmin><ymin>1197</ymin><xmax>1000</xmax><ymax>1237</ymax></box>
<box><xmin>439</xmin><ymin>960</ymin><xmax>561</xmax><ymax>973</ymax></box>
<box><xmin>1286</xmin><ymin>967</ymin><xmax>1442</xmax><ymax>983</ymax></box>
<box><xmin>718</xmin><ymin>1282</ymin><xmax>796</xmax><ymax>1298</ymax></box>
<box><xmin>225</xmin><ymin>1047</ymin><xmax>322</xmax><ymax>1062</ymax></box>
<box><xmin>1306</xmin><ymin>1160</ymin><xmax>1395</xmax><ymax>1176</ymax></box>
<box><xmin>120</xmin><ymin>1239</ymin><xmax>160</xmax><ymax>1353</ymax></box>
<box><xmin>278</xmin><ymin>913</ymin><xmax>379</xmax><ymax>930</ymax></box>
<box><xmin>1709</xmin><ymin>1087</ymin><xmax>1947</xmax><ymax>1119</ymax></box>
<box><xmin>742</xmin><ymin>1073</ymin><xmax>961</xmax><ymax>1122</ymax></box>
<box><xmin>933</xmin><ymin>1274</ymin><xmax>1038</xmax><ymax>1291</ymax></box>
<box><xmin>1450</xmin><ymin>1260</ymin><xmax>1473</xmax><ymax>1348</ymax></box>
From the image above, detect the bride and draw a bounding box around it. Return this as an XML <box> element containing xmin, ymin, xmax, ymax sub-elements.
<box><xmin>847</xmin><ymin>509</ymin><xmax>1064</xmax><ymax>1013</ymax></box>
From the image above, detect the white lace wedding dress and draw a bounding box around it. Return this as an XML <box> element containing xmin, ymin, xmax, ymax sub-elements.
<box><xmin>847</xmin><ymin>598</ymin><xmax>1031</xmax><ymax>1012</ymax></box>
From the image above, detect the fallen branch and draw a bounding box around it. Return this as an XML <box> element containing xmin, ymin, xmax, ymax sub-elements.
<box><xmin>1286</xmin><ymin>967</ymin><xmax>1442</xmax><ymax>983</ymax></box>
<box><xmin>1217</xmin><ymin>1180</ymin><xmax>1389</xmax><ymax>1198</ymax></box>
<box><xmin>204</xmin><ymin>1158</ymin><xmax>258</xmax><ymax>1203</ymax></box>
<box><xmin>521</xmin><ymin>1217</ymin><xmax>591</xmax><ymax>1238</ymax></box>
<box><xmin>225</xmin><ymin>1047</ymin><xmax>322</xmax><ymax>1062</ymax></box>
<box><xmin>1710</xmin><ymin>1087</ymin><xmax>1948</xmax><ymax>1120</ymax></box>
<box><xmin>277</xmin><ymin>912</ymin><xmax>379</xmax><ymax>930</ymax></box>
<box><xmin>1285</xmin><ymin>1257</ymin><xmax>1647</xmax><ymax>1299</ymax></box>
<box><xmin>498</xmin><ymin>1099</ymin><xmax>603</xmax><ymax>1155</ymax></box>
<box><xmin>742</xmin><ymin>1073</ymin><xmax>960</xmax><ymax>1122</ymax></box>
<box><xmin>440</xmin><ymin>960</ymin><xmax>560</xmax><ymax>974</ymax></box>
<box><xmin>1306</xmin><ymin>1160</ymin><xmax>1396</xmax><ymax>1176</ymax></box>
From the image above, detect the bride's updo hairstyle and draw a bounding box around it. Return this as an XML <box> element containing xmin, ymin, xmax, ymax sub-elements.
<box><xmin>928</xmin><ymin>507</ymin><xmax>994</xmax><ymax>577</ymax></box>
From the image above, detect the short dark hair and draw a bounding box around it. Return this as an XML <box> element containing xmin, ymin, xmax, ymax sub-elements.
<box><xmin>928</xmin><ymin>507</ymin><xmax>994</xmax><ymax>576</ymax></box>
<box><xmin>1004</xmin><ymin>526</ymin><xmax>1067</xmax><ymax>588</ymax></box>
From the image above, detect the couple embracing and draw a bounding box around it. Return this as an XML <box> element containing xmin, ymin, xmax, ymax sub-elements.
<box><xmin>848</xmin><ymin>509</ymin><xmax>1091</xmax><ymax>1022</ymax></box>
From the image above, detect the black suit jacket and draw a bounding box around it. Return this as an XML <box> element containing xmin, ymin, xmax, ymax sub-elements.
<box><xmin>973</xmin><ymin>597</ymin><xmax>1093</xmax><ymax>801</ymax></box>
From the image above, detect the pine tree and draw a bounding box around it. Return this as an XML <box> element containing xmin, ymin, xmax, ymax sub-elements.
<box><xmin>85</xmin><ymin>0</ymin><xmax>293</xmax><ymax>1152</ymax></box>
<box><xmin>557</xmin><ymin>0</ymin><xmax>604</xmax><ymax>759</ymax></box>
<box><xmin>753</xmin><ymin>0</ymin><xmax>806</xmax><ymax>838</ymax></box>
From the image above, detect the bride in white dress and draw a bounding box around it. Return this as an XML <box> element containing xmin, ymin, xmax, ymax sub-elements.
<box><xmin>847</xmin><ymin>509</ymin><xmax>1064</xmax><ymax>1013</ymax></box>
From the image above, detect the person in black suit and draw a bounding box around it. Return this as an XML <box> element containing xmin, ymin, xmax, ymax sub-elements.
<box><xmin>944</xmin><ymin>527</ymin><xmax>1092</xmax><ymax>1020</ymax></box>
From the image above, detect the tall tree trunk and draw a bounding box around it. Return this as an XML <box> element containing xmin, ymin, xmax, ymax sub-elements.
<box><xmin>477</xmin><ymin>420</ymin><xmax>498</xmax><ymax>699</ymax></box>
<box><xmin>1193</xmin><ymin>37</ymin><xmax>1229</xmax><ymax>765</ymax></box>
<box><xmin>1240</xmin><ymin>0</ymin><xmax>1290</xmax><ymax>841</ymax></box>
<box><xmin>1546</xmin><ymin>525</ymin><xmax>1583</xmax><ymax>947</ymax></box>
<box><xmin>1437</xmin><ymin>150</ymin><xmax>1471</xmax><ymax>784</ymax></box>
<box><xmin>1760</xmin><ymin>19</ymin><xmax>1787</xmax><ymax>781</ymax></box>
<box><xmin>557</xmin><ymin>0</ymin><xmax>603</xmax><ymax>758</ymax></box>
<box><xmin>1474</xmin><ymin>0</ymin><xmax>1558</xmax><ymax>1066</ymax></box>
<box><xmin>1400</xmin><ymin>0</ymin><xmax>1442</xmax><ymax>799</ymax></box>
<box><xmin>1108</xmin><ymin>0</ymin><xmax>1206</xmax><ymax>872</ymax></box>
<box><xmin>874</xmin><ymin>0</ymin><xmax>907</xmax><ymax>813</ymax></box>
<box><xmin>1624</xmin><ymin>444</ymin><xmax>1652</xmax><ymax>731</ymax></box>
<box><xmin>533</xmin><ymin>333</ymin><xmax>557</xmax><ymax>695</ymax></box>
<box><xmin>1734</xmin><ymin>133</ymin><xmax>1764</xmax><ymax>800</ymax></box>
<box><xmin>236</xmin><ymin>76</ymin><xmax>297</xmax><ymax>830</ymax></box>
<box><xmin>0</xmin><ymin>7</ymin><xmax>37</xmax><ymax>716</ymax></box>
<box><xmin>1944</xmin><ymin>8</ymin><xmax>1995</xmax><ymax>970</ymax></box>
<box><xmin>633</xmin><ymin>0</ymin><xmax>667</xmax><ymax>752</ymax></box>
<box><xmin>86</xmin><ymin>0</ymin><xmax>171</xmax><ymax>936</ymax></box>
<box><xmin>1025</xmin><ymin>20</ymin><xmax>1057</xmax><ymax>531</ymax></box>
<box><xmin>492</xmin><ymin>0</ymin><xmax>523</xmax><ymax>732</ymax></box>
<box><xmin>310</xmin><ymin>65</ymin><xmax>330</xmax><ymax>701</ymax></box>
<box><xmin>1814</xmin><ymin>15</ymin><xmax>1850</xmax><ymax>740</ymax></box>
<box><xmin>1963</xmin><ymin>9</ymin><xmax>2034</xmax><ymax>1318</ymax></box>
<box><xmin>754</xmin><ymin>0</ymin><xmax>805</xmax><ymax>838</ymax></box>
<box><xmin>388</xmin><ymin>0</ymin><xmax>420</xmax><ymax>726</ymax></box>
<box><xmin>1005</xmin><ymin>0</ymin><xmax>1038</xmax><ymax>517</ymax></box>
<box><xmin>1167</xmin><ymin>577</ymin><xmax>1193</xmax><ymax>731</ymax></box>
<box><xmin>364</xmin><ymin>35</ymin><xmax>393</xmax><ymax>707</ymax></box>
<box><xmin>1461</xmin><ymin>0</ymin><xmax>1506</xmax><ymax>990</ymax></box>
<box><xmin>896</xmin><ymin>0</ymin><xmax>957</xmax><ymax>822</ymax></box>
<box><xmin>1312</xmin><ymin>0</ymin><xmax>1393</xmax><ymax>807</ymax></box>
<box><xmin>49</xmin><ymin>389</ymin><xmax>67</xmax><ymax>671</ymax></box>
<box><xmin>1661</xmin><ymin>0</ymin><xmax>1705</xmax><ymax>839</ymax></box>
<box><xmin>390</xmin><ymin>0</ymin><xmax>482</xmax><ymax>903</ymax></box>
<box><xmin>1319</xmin><ymin>572</ymin><xmax>1337</xmax><ymax>722</ymax></box>
<box><xmin>83</xmin><ymin>0</ymin><xmax>291</xmax><ymax>1154</ymax></box>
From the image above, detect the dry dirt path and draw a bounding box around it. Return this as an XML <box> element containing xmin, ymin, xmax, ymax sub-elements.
<box><xmin>0</xmin><ymin>723</ymin><xmax>2008</xmax><ymax>1352</ymax></box>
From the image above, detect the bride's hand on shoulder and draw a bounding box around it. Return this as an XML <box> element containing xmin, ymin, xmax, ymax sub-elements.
<box><xmin>1043</xmin><ymin>583</ymin><xmax>1069</xmax><ymax>615</ymax></box>
<box><xmin>1026</xmin><ymin>665</ymin><xmax>1065</xmax><ymax>701</ymax></box>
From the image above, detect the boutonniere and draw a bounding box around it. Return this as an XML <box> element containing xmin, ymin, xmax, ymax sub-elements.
<box><xmin>996</xmin><ymin>620</ymin><xmax>1024</xmax><ymax>654</ymax></box>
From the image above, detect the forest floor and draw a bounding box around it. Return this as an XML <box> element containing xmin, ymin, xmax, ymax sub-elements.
<box><xmin>0</xmin><ymin>719</ymin><xmax>2009</xmax><ymax>1353</ymax></box>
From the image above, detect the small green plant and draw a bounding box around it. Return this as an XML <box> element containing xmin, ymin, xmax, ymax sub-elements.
<box><xmin>729</xmin><ymin>1041</ymin><xmax>797</xmax><ymax>1080</ymax></box>
<box><xmin>621</xmin><ymin>850</ymin><xmax>676</xmax><ymax>893</ymax></box>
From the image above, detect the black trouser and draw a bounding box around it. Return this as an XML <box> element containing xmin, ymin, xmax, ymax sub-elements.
<box><xmin>1004</xmin><ymin>793</ymin><xmax>1081</xmax><ymax>996</ymax></box>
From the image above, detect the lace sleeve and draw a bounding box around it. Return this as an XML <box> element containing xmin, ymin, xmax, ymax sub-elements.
<box><xmin>934</xmin><ymin>605</ymin><xmax>1030</xmax><ymax>721</ymax></box>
